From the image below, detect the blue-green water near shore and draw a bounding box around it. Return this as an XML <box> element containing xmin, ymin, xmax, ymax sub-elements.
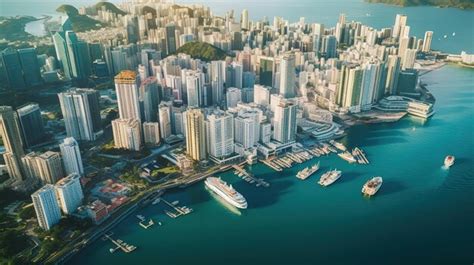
<box><xmin>68</xmin><ymin>66</ymin><xmax>473</xmax><ymax>264</ymax></box>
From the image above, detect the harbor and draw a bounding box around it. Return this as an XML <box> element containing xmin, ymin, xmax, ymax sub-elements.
<box><xmin>159</xmin><ymin>198</ymin><xmax>193</xmax><ymax>219</ymax></box>
<box><xmin>232</xmin><ymin>165</ymin><xmax>270</xmax><ymax>188</ymax></box>
<box><xmin>103</xmin><ymin>233</ymin><xmax>137</xmax><ymax>254</ymax></box>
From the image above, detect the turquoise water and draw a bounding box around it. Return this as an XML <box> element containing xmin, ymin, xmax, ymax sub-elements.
<box><xmin>1</xmin><ymin>0</ymin><xmax>473</xmax><ymax>53</ymax></box>
<box><xmin>68</xmin><ymin>66</ymin><xmax>473</xmax><ymax>264</ymax></box>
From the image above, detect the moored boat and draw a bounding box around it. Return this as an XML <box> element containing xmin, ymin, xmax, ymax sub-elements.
<box><xmin>362</xmin><ymin>177</ymin><xmax>383</xmax><ymax>196</ymax></box>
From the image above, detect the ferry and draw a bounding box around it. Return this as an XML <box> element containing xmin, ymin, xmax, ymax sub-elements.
<box><xmin>205</xmin><ymin>177</ymin><xmax>248</xmax><ymax>209</ymax></box>
<box><xmin>444</xmin><ymin>155</ymin><xmax>455</xmax><ymax>168</ymax></box>
<box><xmin>338</xmin><ymin>151</ymin><xmax>357</xmax><ymax>163</ymax></box>
<box><xmin>330</xmin><ymin>140</ymin><xmax>347</xmax><ymax>151</ymax></box>
<box><xmin>318</xmin><ymin>170</ymin><xmax>342</xmax><ymax>187</ymax></box>
<box><xmin>362</xmin><ymin>177</ymin><xmax>383</xmax><ymax>196</ymax></box>
<box><xmin>296</xmin><ymin>161</ymin><xmax>320</xmax><ymax>180</ymax></box>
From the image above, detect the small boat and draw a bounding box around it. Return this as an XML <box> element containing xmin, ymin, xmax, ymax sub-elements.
<box><xmin>444</xmin><ymin>155</ymin><xmax>455</xmax><ymax>168</ymax></box>
<box><xmin>362</xmin><ymin>177</ymin><xmax>383</xmax><ymax>196</ymax></box>
<box><xmin>452</xmin><ymin>32</ymin><xmax>456</xmax><ymax>36</ymax></box>
<box><xmin>172</xmin><ymin>200</ymin><xmax>180</xmax><ymax>206</ymax></box>
<box><xmin>136</xmin><ymin>215</ymin><xmax>145</xmax><ymax>221</ymax></box>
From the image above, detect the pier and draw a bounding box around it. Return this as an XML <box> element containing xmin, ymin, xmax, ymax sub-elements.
<box><xmin>352</xmin><ymin>147</ymin><xmax>370</xmax><ymax>164</ymax></box>
<box><xmin>103</xmin><ymin>234</ymin><xmax>136</xmax><ymax>253</ymax></box>
<box><xmin>232</xmin><ymin>165</ymin><xmax>270</xmax><ymax>188</ymax></box>
<box><xmin>160</xmin><ymin>198</ymin><xmax>193</xmax><ymax>218</ymax></box>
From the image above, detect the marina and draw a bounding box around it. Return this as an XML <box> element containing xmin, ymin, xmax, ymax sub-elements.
<box><xmin>103</xmin><ymin>233</ymin><xmax>137</xmax><ymax>254</ymax></box>
<box><xmin>136</xmin><ymin>215</ymin><xmax>156</xmax><ymax>229</ymax></box>
<box><xmin>232</xmin><ymin>165</ymin><xmax>270</xmax><ymax>188</ymax></box>
<box><xmin>159</xmin><ymin>198</ymin><xmax>193</xmax><ymax>218</ymax></box>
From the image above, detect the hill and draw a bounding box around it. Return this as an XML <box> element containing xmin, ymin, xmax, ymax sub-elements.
<box><xmin>174</xmin><ymin>42</ymin><xmax>228</xmax><ymax>61</ymax></box>
<box><xmin>95</xmin><ymin>2</ymin><xmax>127</xmax><ymax>16</ymax></box>
<box><xmin>56</xmin><ymin>4</ymin><xmax>106</xmax><ymax>32</ymax></box>
<box><xmin>365</xmin><ymin>0</ymin><xmax>474</xmax><ymax>9</ymax></box>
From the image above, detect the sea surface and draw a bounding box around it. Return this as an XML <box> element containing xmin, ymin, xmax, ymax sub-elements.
<box><xmin>68</xmin><ymin>67</ymin><xmax>473</xmax><ymax>265</ymax></box>
<box><xmin>0</xmin><ymin>0</ymin><xmax>473</xmax><ymax>53</ymax></box>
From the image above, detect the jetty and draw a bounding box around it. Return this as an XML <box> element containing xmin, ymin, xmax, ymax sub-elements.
<box><xmin>104</xmin><ymin>234</ymin><xmax>136</xmax><ymax>253</ymax></box>
<box><xmin>260</xmin><ymin>159</ymin><xmax>282</xmax><ymax>171</ymax></box>
<box><xmin>352</xmin><ymin>147</ymin><xmax>370</xmax><ymax>164</ymax></box>
<box><xmin>160</xmin><ymin>198</ymin><xmax>193</xmax><ymax>218</ymax></box>
<box><xmin>232</xmin><ymin>165</ymin><xmax>270</xmax><ymax>187</ymax></box>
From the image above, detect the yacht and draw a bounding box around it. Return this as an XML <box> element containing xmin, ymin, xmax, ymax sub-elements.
<box><xmin>205</xmin><ymin>177</ymin><xmax>248</xmax><ymax>209</ymax></box>
<box><xmin>296</xmin><ymin>162</ymin><xmax>320</xmax><ymax>180</ymax></box>
<box><xmin>444</xmin><ymin>155</ymin><xmax>455</xmax><ymax>168</ymax></box>
<box><xmin>338</xmin><ymin>151</ymin><xmax>357</xmax><ymax>163</ymax></box>
<box><xmin>330</xmin><ymin>140</ymin><xmax>347</xmax><ymax>151</ymax></box>
<box><xmin>362</xmin><ymin>177</ymin><xmax>383</xmax><ymax>196</ymax></box>
<box><xmin>318</xmin><ymin>170</ymin><xmax>342</xmax><ymax>187</ymax></box>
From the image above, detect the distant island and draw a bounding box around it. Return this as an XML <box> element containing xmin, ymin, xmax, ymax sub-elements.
<box><xmin>365</xmin><ymin>0</ymin><xmax>474</xmax><ymax>9</ymax></box>
<box><xmin>174</xmin><ymin>42</ymin><xmax>228</xmax><ymax>61</ymax></box>
<box><xmin>56</xmin><ymin>4</ymin><xmax>106</xmax><ymax>32</ymax></box>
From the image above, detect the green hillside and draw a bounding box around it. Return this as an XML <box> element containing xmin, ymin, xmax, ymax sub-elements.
<box><xmin>95</xmin><ymin>2</ymin><xmax>127</xmax><ymax>16</ymax></box>
<box><xmin>56</xmin><ymin>4</ymin><xmax>106</xmax><ymax>32</ymax></box>
<box><xmin>365</xmin><ymin>0</ymin><xmax>474</xmax><ymax>9</ymax></box>
<box><xmin>174</xmin><ymin>42</ymin><xmax>228</xmax><ymax>61</ymax></box>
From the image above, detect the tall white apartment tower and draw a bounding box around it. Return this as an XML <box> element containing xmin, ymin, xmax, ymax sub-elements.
<box><xmin>31</xmin><ymin>184</ymin><xmax>61</xmax><ymax>230</ymax></box>
<box><xmin>59</xmin><ymin>137</ymin><xmax>84</xmax><ymax>176</ymax></box>
<box><xmin>55</xmin><ymin>173</ymin><xmax>84</xmax><ymax>215</ymax></box>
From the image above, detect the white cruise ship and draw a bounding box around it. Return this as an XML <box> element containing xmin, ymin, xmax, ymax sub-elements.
<box><xmin>296</xmin><ymin>162</ymin><xmax>320</xmax><ymax>180</ymax></box>
<box><xmin>407</xmin><ymin>101</ymin><xmax>435</xmax><ymax>119</ymax></box>
<box><xmin>362</xmin><ymin>177</ymin><xmax>383</xmax><ymax>196</ymax></box>
<box><xmin>318</xmin><ymin>170</ymin><xmax>342</xmax><ymax>187</ymax></box>
<box><xmin>205</xmin><ymin>177</ymin><xmax>248</xmax><ymax>209</ymax></box>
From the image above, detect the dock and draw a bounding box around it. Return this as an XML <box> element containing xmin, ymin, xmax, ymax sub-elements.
<box><xmin>232</xmin><ymin>165</ymin><xmax>270</xmax><ymax>188</ymax></box>
<box><xmin>160</xmin><ymin>198</ymin><xmax>193</xmax><ymax>218</ymax></box>
<box><xmin>352</xmin><ymin>147</ymin><xmax>370</xmax><ymax>164</ymax></box>
<box><xmin>260</xmin><ymin>159</ymin><xmax>282</xmax><ymax>171</ymax></box>
<box><xmin>104</xmin><ymin>234</ymin><xmax>137</xmax><ymax>253</ymax></box>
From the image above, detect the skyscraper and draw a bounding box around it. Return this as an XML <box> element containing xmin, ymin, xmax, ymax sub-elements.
<box><xmin>16</xmin><ymin>103</ymin><xmax>45</xmax><ymax>148</ymax></box>
<box><xmin>241</xmin><ymin>9</ymin><xmax>249</xmax><ymax>30</ymax></box>
<box><xmin>0</xmin><ymin>106</ymin><xmax>25</xmax><ymax>181</ymax></box>
<box><xmin>422</xmin><ymin>31</ymin><xmax>433</xmax><ymax>53</ymax></box>
<box><xmin>166</xmin><ymin>23</ymin><xmax>177</xmax><ymax>55</ymax></box>
<box><xmin>53</xmin><ymin>18</ymin><xmax>74</xmax><ymax>79</ymax></box>
<box><xmin>58</xmin><ymin>88</ymin><xmax>102</xmax><ymax>141</ymax></box>
<box><xmin>36</xmin><ymin>151</ymin><xmax>64</xmax><ymax>184</ymax></box>
<box><xmin>185</xmin><ymin>108</ymin><xmax>206</xmax><ymax>161</ymax></box>
<box><xmin>210</xmin><ymin>61</ymin><xmax>227</xmax><ymax>106</ymax></box>
<box><xmin>115</xmin><ymin>70</ymin><xmax>141</xmax><ymax>120</ymax></box>
<box><xmin>185</xmin><ymin>72</ymin><xmax>204</xmax><ymax>107</ymax></box>
<box><xmin>59</xmin><ymin>137</ymin><xmax>84</xmax><ymax>176</ymax></box>
<box><xmin>139</xmin><ymin>76</ymin><xmax>159</xmax><ymax>122</ymax></box>
<box><xmin>0</xmin><ymin>48</ymin><xmax>26</xmax><ymax>89</ymax></box>
<box><xmin>55</xmin><ymin>173</ymin><xmax>84</xmax><ymax>215</ymax></box>
<box><xmin>226</xmin><ymin>87</ymin><xmax>242</xmax><ymax>108</ymax></box>
<box><xmin>111</xmin><ymin>119</ymin><xmax>142</xmax><ymax>151</ymax></box>
<box><xmin>385</xmin><ymin>55</ymin><xmax>401</xmax><ymax>95</ymax></box>
<box><xmin>392</xmin><ymin>14</ymin><xmax>407</xmax><ymax>39</ymax></box>
<box><xmin>322</xmin><ymin>35</ymin><xmax>337</xmax><ymax>59</ymax></box>
<box><xmin>273</xmin><ymin>102</ymin><xmax>297</xmax><ymax>144</ymax></box>
<box><xmin>337</xmin><ymin>64</ymin><xmax>364</xmax><ymax>112</ymax></box>
<box><xmin>259</xmin><ymin>56</ymin><xmax>275</xmax><ymax>87</ymax></box>
<box><xmin>158</xmin><ymin>103</ymin><xmax>172</xmax><ymax>140</ymax></box>
<box><xmin>206</xmin><ymin>110</ymin><xmax>234</xmax><ymax>158</ymax></box>
<box><xmin>31</xmin><ymin>184</ymin><xmax>62</xmax><ymax>231</ymax></box>
<box><xmin>18</xmin><ymin>48</ymin><xmax>42</xmax><ymax>87</ymax></box>
<box><xmin>143</xmin><ymin>122</ymin><xmax>161</xmax><ymax>146</ymax></box>
<box><xmin>279</xmin><ymin>53</ymin><xmax>296</xmax><ymax>98</ymax></box>
<box><xmin>254</xmin><ymin>85</ymin><xmax>272</xmax><ymax>106</ymax></box>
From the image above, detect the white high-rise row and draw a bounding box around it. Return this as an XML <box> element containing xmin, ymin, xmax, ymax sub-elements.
<box><xmin>158</xmin><ymin>103</ymin><xmax>172</xmax><ymax>140</ymax></box>
<box><xmin>36</xmin><ymin>151</ymin><xmax>64</xmax><ymax>184</ymax></box>
<box><xmin>31</xmin><ymin>184</ymin><xmax>61</xmax><ymax>231</ymax></box>
<box><xmin>206</xmin><ymin>110</ymin><xmax>234</xmax><ymax>158</ymax></box>
<box><xmin>210</xmin><ymin>61</ymin><xmax>227</xmax><ymax>106</ymax></box>
<box><xmin>392</xmin><ymin>14</ymin><xmax>407</xmax><ymax>39</ymax></box>
<box><xmin>273</xmin><ymin>102</ymin><xmax>297</xmax><ymax>144</ymax></box>
<box><xmin>58</xmin><ymin>88</ymin><xmax>102</xmax><ymax>141</ymax></box>
<box><xmin>143</xmin><ymin>122</ymin><xmax>161</xmax><ymax>146</ymax></box>
<box><xmin>185</xmin><ymin>72</ymin><xmax>204</xmax><ymax>107</ymax></box>
<box><xmin>226</xmin><ymin>87</ymin><xmax>242</xmax><ymax>108</ymax></box>
<box><xmin>55</xmin><ymin>173</ymin><xmax>84</xmax><ymax>215</ymax></box>
<box><xmin>422</xmin><ymin>31</ymin><xmax>433</xmax><ymax>53</ymax></box>
<box><xmin>59</xmin><ymin>137</ymin><xmax>84</xmax><ymax>176</ymax></box>
<box><xmin>253</xmin><ymin>85</ymin><xmax>272</xmax><ymax>106</ymax></box>
<box><xmin>115</xmin><ymin>70</ymin><xmax>141</xmax><ymax>120</ymax></box>
<box><xmin>111</xmin><ymin>119</ymin><xmax>142</xmax><ymax>151</ymax></box>
<box><xmin>241</xmin><ymin>9</ymin><xmax>249</xmax><ymax>30</ymax></box>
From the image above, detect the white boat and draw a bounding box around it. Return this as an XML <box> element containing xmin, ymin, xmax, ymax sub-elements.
<box><xmin>296</xmin><ymin>161</ymin><xmax>320</xmax><ymax>180</ymax></box>
<box><xmin>205</xmin><ymin>177</ymin><xmax>248</xmax><ymax>209</ymax></box>
<box><xmin>318</xmin><ymin>170</ymin><xmax>342</xmax><ymax>187</ymax></box>
<box><xmin>444</xmin><ymin>155</ymin><xmax>455</xmax><ymax>168</ymax></box>
<box><xmin>136</xmin><ymin>215</ymin><xmax>145</xmax><ymax>221</ymax></box>
<box><xmin>330</xmin><ymin>140</ymin><xmax>347</xmax><ymax>151</ymax></box>
<box><xmin>338</xmin><ymin>151</ymin><xmax>357</xmax><ymax>163</ymax></box>
<box><xmin>362</xmin><ymin>177</ymin><xmax>383</xmax><ymax>196</ymax></box>
<box><xmin>152</xmin><ymin>198</ymin><xmax>161</xmax><ymax>205</ymax></box>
